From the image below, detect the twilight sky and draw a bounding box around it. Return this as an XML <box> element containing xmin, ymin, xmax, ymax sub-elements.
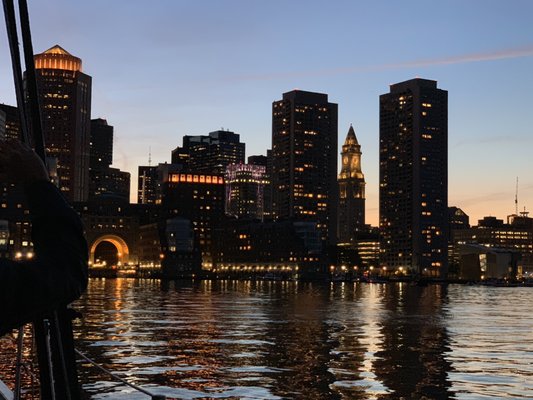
<box><xmin>1</xmin><ymin>0</ymin><xmax>532</xmax><ymax>226</ymax></box>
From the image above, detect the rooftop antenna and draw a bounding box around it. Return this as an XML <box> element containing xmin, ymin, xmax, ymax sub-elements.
<box><xmin>148</xmin><ymin>146</ymin><xmax>152</xmax><ymax>167</ymax></box>
<box><xmin>515</xmin><ymin>176</ymin><xmax>519</xmax><ymax>215</ymax></box>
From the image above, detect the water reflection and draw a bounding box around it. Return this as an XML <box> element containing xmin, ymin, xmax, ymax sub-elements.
<box><xmin>14</xmin><ymin>279</ymin><xmax>528</xmax><ymax>399</ymax></box>
<box><xmin>372</xmin><ymin>283</ymin><xmax>452</xmax><ymax>399</ymax></box>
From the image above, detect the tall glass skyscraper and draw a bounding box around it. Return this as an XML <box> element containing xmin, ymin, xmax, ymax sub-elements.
<box><xmin>379</xmin><ymin>78</ymin><xmax>448</xmax><ymax>278</ymax></box>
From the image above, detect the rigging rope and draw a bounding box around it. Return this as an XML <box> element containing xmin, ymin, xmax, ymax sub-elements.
<box><xmin>74</xmin><ymin>349</ymin><xmax>166</xmax><ymax>400</ymax></box>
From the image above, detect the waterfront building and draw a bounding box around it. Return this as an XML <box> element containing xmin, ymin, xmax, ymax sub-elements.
<box><xmin>74</xmin><ymin>198</ymin><xmax>140</xmax><ymax>276</ymax></box>
<box><xmin>337</xmin><ymin>125</ymin><xmax>366</xmax><ymax>244</ymax></box>
<box><xmin>162</xmin><ymin>172</ymin><xmax>225</xmax><ymax>269</ymax></box>
<box><xmin>458</xmin><ymin>244</ymin><xmax>520</xmax><ymax>281</ymax></box>
<box><xmin>176</xmin><ymin>130</ymin><xmax>246</xmax><ymax>175</ymax></box>
<box><xmin>212</xmin><ymin>219</ymin><xmax>323</xmax><ymax>278</ymax></box>
<box><xmin>379</xmin><ymin>78</ymin><xmax>448</xmax><ymax>277</ymax></box>
<box><xmin>225</xmin><ymin>163</ymin><xmax>268</xmax><ymax>220</ymax></box>
<box><xmin>271</xmin><ymin>90</ymin><xmax>338</xmax><ymax>245</ymax></box>
<box><xmin>34</xmin><ymin>45</ymin><xmax>92</xmax><ymax>202</ymax></box>
<box><xmin>452</xmin><ymin>211</ymin><xmax>533</xmax><ymax>277</ymax></box>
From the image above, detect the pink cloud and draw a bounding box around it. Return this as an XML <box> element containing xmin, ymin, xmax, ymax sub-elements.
<box><xmin>229</xmin><ymin>44</ymin><xmax>533</xmax><ymax>81</ymax></box>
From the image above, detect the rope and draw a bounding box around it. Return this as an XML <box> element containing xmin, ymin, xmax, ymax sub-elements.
<box><xmin>13</xmin><ymin>327</ymin><xmax>23</xmax><ymax>400</ymax></box>
<box><xmin>74</xmin><ymin>349</ymin><xmax>166</xmax><ymax>400</ymax></box>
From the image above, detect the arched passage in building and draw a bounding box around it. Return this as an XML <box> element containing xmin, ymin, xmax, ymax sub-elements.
<box><xmin>89</xmin><ymin>235</ymin><xmax>130</xmax><ymax>268</ymax></box>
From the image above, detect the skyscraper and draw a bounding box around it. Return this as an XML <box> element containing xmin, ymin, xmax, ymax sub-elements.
<box><xmin>379</xmin><ymin>78</ymin><xmax>448</xmax><ymax>277</ymax></box>
<box><xmin>34</xmin><ymin>45</ymin><xmax>91</xmax><ymax>202</ymax></box>
<box><xmin>337</xmin><ymin>125</ymin><xmax>366</xmax><ymax>244</ymax></box>
<box><xmin>271</xmin><ymin>90</ymin><xmax>338</xmax><ymax>245</ymax></box>
<box><xmin>178</xmin><ymin>130</ymin><xmax>245</xmax><ymax>174</ymax></box>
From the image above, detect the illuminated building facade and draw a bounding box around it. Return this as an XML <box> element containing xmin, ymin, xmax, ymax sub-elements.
<box><xmin>379</xmin><ymin>78</ymin><xmax>448</xmax><ymax>277</ymax></box>
<box><xmin>137</xmin><ymin>166</ymin><xmax>159</xmax><ymax>204</ymax></box>
<box><xmin>34</xmin><ymin>45</ymin><xmax>91</xmax><ymax>202</ymax></box>
<box><xmin>271</xmin><ymin>90</ymin><xmax>338</xmax><ymax>245</ymax></box>
<box><xmin>225</xmin><ymin>163</ymin><xmax>267</xmax><ymax>220</ymax></box>
<box><xmin>162</xmin><ymin>173</ymin><xmax>225</xmax><ymax>269</ymax></box>
<box><xmin>338</xmin><ymin>125</ymin><xmax>366</xmax><ymax>244</ymax></box>
<box><xmin>179</xmin><ymin>130</ymin><xmax>245</xmax><ymax>174</ymax></box>
<box><xmin>212</xmin><ymin>219</ymin><xmax>323</xmax><ymax>278</ymax></box>
<box><xmin>452</xmin><ymin>213</ymin><xmax>533</xmax><ymax>276</ymax></box>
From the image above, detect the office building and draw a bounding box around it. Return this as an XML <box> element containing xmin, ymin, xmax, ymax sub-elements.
<box><xmin>34</xmin><ymin>45</ymin><xmax>92</xmax><ymax>202</ymax></box>
<box><xmin>162</xmin><ymin>172</ymin><xmax>225</xmax><ymax>269</ymax></box>
<box><xmin>379</xmin><ymin>78</ymin><xmax>448</xmax><ymax>277</ymax></box>
<box><xmin>338</xmin><ymin>125</ymin><xmax>366</xmax><ymax>244</ymax></box>
<box><xmin>225</xmin><ymin>163</ymin><xmax>267</xmax><ymax>220</ymax></box>
<box><xmin>178</xmin><ymin>130</ymin><xmax>245</xmax><ymax>174</ymax></box>
<box><xmin>271</xmin><ymin>90</ymin><xmax>338</xmax><ymax>245</ymax></box>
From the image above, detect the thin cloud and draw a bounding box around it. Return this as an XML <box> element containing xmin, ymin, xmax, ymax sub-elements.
<box><xmin>453</xmin><ymin>135</ymin><xmax>533</xmax><ymax>148</ymax></box>
<box><xmin>229</xmin><ymin>44</ymin><xmax>533</xmax><ymax>82</ymax></box>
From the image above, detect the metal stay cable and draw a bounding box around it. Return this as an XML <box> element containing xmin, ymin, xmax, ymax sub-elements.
<box><xmin>74</xmin><ymin>349</ymin><xmax>166</xmax><ymax>400</ymax></box>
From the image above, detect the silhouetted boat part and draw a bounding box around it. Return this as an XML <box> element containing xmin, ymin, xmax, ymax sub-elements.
<box><xmin>0</xmin><ymin>1</ymin><xmax>167</xmax><ymax>398</ymax></box>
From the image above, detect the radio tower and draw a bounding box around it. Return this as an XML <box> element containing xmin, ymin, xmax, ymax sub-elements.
<box><xmin>515</xmin><ymin>176</ymin><xmax>519</xmax><ymax>215</ymax></box>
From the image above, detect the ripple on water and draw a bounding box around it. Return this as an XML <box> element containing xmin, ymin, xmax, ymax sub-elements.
<box><xmin>71</xmin><ymin>281</ymin><xmax>533</xmax><ymax>400</ymax></box>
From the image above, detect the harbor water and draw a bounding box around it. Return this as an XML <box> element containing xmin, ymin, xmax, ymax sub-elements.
<box><xmin>66</xmin><ymin>279</ymin><xmax>533</xmax><ymax>399</ymax></box>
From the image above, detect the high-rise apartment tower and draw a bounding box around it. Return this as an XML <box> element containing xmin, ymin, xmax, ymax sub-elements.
<box><xmin>379</xmin><ymin>78</ymin><xmax>448</xmax><ymax>277</ymax></box>
<box><xmin>271</xmin><ymin>90</ymin><xmax>338</xmax><ymax>245</ymax></box>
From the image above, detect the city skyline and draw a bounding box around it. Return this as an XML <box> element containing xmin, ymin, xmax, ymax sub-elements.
<box><xmin>0</xmin><ymin>1</ymin><xmax>532</xmax><ymax>225</ymax></box>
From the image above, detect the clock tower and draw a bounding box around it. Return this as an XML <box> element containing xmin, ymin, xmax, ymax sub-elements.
<box><xmin>337</xmin><ymin>125</ymin><xmax>365</xmax><ymax>243</ymax></box>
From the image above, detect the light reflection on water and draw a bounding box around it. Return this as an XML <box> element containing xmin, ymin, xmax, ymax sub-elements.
<box><xmin>69</xmin><ymin>279</ymin><xmax>533</xmax><ymax>399</ymax></box>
